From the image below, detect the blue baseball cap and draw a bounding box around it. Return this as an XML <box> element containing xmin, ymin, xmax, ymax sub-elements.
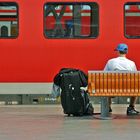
<box><xmin>114</xmin><ymin>43</ymin><xmax>128</xmax><ymax>53</ymax></box>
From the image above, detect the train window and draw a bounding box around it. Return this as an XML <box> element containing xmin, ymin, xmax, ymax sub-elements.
<box><xmin>0</xmin><ymin>2</ymin><xmax>18</xmax><ymax>38</ymax></box>
<box><xmin>124</xmin><ymin>2</ymin><xmax>140</xmax><ymax>38</ymax></box>
<box><xmin>44</xmin><ymin>2</ymin><xmax>99</xmax><ymax>38</ymax></box>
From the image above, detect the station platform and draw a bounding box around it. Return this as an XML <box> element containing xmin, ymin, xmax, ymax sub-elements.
<box><xmin>0</xmin><ymin>104</ymin><xmax>140</xmax><ymax>140</ymax></box>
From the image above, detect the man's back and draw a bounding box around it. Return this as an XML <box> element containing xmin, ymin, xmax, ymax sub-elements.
<box><xmin>104</xmin><ymin>57</ymin><xmax>137</xmax><ymax>71</ymax></box>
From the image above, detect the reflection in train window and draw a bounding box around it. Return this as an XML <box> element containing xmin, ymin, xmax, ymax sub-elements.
<box><xmin>125</xmin><ymin>2</ymin><xmax>140</xmax><ymax>38</ymax></box>
<box><xmin>44</xmin><ymin>3</ymin><xmax>99</xmax><ymax>38</ymax></box>
<box><xmin>1</xmin><ymin>26</ymin><xmax>8</xmax><ymax>37</ymax></box>
<box><xmin>0</xmin><ymin>2</ymin><xmax>18</xmax><ymax>38</ymax></box>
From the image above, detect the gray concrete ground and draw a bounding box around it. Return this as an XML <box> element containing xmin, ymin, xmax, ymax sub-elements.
<box><xmin>0</xmin><ymin>104</ymin><xmax>140</xmax><ymax>140</ymax></box>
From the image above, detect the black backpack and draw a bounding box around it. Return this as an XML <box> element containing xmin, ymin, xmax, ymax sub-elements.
<box><xmin>54</xmin><ymin>68</ymin><xmax>88</xmax><ymax>87</ymax></box>
<box><xmin>54</xmin><ymin>68</ymin><xmax>93</xmax><ymax>116</ymax></box>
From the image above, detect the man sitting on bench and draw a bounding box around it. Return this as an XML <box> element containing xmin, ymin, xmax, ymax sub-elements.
<box><xmin>104</xmin><ymin>43</ymin><xmax>139</xmax><ymax>115</ymax></box>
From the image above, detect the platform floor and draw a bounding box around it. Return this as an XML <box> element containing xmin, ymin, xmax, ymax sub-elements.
<box><xmin>0</xmin><ymin>104</ymin><xmax>140</xmax><ymax>140</ymax></box>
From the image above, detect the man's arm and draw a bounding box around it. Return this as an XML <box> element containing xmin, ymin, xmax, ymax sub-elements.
<box><xmin>104</xmin><ymin>61</ymin><xmax>110</xmax><ymax>71</ymax></box>
<box><xmin>133</xmin><ymin>62</ymin><xmax>137</xmax><ymax>71</ymax></box>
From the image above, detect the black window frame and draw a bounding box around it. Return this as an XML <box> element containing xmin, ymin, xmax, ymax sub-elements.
<box><xmin>43</xmin><ymin>2</ymin><xmax>99</xmax><ymax>39</ymax></box>
<box><xmin>0</xmin><ymin>2</ymin><xmax>19</xmax><ymax>39</ymax></box>
<box><xmin>124</xmin><ymin>2</ymin><xmax>140</xmax><ymax>39</ymax></box>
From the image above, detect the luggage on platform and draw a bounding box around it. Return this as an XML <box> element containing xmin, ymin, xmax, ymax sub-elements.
<box><xmin>53</xmin><ymin>68</ymin><xmax>94</xmax><ymax>116</ymax></box>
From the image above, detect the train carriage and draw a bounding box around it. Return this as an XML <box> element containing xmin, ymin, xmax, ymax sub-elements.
<box><xmin>0</xmin><ymin>0</ymin><xmax>140</xmax><ymax>104</ymax></box>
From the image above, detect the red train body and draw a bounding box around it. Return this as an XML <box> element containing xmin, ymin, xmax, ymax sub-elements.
<box><xmin>0</xmin><ymin>0</ymin><xmax>140</xmax><ymax>84</ymax></box>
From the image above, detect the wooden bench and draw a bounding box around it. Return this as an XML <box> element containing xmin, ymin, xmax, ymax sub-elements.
<box><xmin>88</xmin><ymin>71</ymin><xmax>140</xmax><ymax>119</ymax></box>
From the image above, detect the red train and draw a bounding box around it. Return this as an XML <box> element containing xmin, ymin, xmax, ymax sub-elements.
<box><xmin>0</xmin><ymin>0</ymin><xmax>140</xmax><ymax>93</ymax></box>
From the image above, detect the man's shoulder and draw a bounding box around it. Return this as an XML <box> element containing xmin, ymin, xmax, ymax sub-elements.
<box><xmin>108</xmin><ymin>57</ymin><xmax>118</xmax><ymax>63</ymax></box>
<box><xmin>126</xmin><ymin>58</ymin><xmax>135</xmax><ymax>64</ymax></box>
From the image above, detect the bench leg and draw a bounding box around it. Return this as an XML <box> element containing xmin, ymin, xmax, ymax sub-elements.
<box><xmin>95</xmin><ymin>97</ymin><xmax>115</xmax><ymax>120</ymax></box>
<box><xmin>101</xmin><ymin>97</ymin><xmax>109</xmax><ymax>117</ymax></box>
<box><xmin>93</xmin><ymin>97</ymin><xmax>115</xmax><ymax>120</ymax></box>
